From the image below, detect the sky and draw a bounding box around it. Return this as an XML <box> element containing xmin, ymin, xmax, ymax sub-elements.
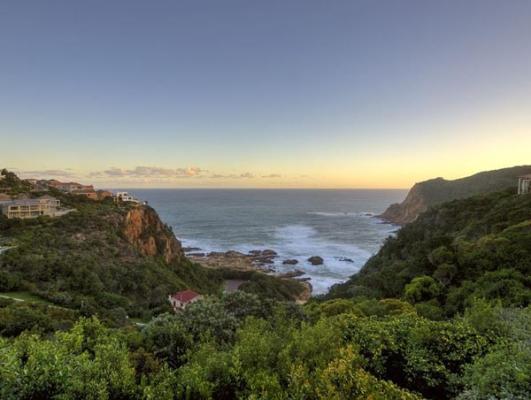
<box><xmin>1</xmin><ymin>0</ymin><xmax>530</xmax><ymax>188</ymax></box>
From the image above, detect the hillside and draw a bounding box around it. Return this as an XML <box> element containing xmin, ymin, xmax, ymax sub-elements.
<box><xmin>0</xmin><ymin>172</ymin><xmax>307</xmax><ymax>330</ymax></box>
<box><xmin>381</xmin><ymin>165</ymin><xmax>531</xmax><ymax>224</ymax></box>
<box><xmin>328</xmin><ymin>188</ymin><xmax>531</xmax><ymax>317</ymax></box>
<box><xmin>0</xmin><ymin>194</ymin><xmax>222</xmax><ymax>324</ymax></box>
<box><xmin>0</xmin><ymin>179</ymin><xmax>529</xmax><ymax>399</ymax></box>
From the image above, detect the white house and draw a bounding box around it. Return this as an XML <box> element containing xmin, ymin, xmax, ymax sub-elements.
<box><xmin>517</xmin><ymin>174</ymin><xmax>531</xmax><ymax>195</ymax></box>
<box><xmin>0</xmin><ymin>195</ymin><xmax>61</xmax><ymax>219</ymax></box>
<box><xmin>113</xmin><ymin>191</ymin><xmax>141</xmax><ymax>204</ymax></box>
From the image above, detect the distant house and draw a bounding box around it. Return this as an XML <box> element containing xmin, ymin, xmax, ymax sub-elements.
<box><xmin>0</xmin><ymin>195</ymin><xmax>61</xmax><ymax>219</ymax></box>
<box><xmin>518</xmin><ymin>175</ymin><xmax>531</xmax><ymax>195</ymax></box>
<box><xmin>48</xmin><ymin>180</ymin><xmax>94</xmax><ymax>193</ymax></box>
<box><xmin>168</xmin><ymin>290</ymin><xmax>203</xmax><ymax>311</ymax></box>
<box><xmin>97</xmin><ymin>190</ymin><xmax>113</xmax><ymax>200</ymax></box>
<box><xmin>114</xmin><ymin>191</ymin><xmax>141</xmax><ymax>204</ymax></box>
<box><xmin>72</xmin><ymin>189</ymin><xmax>98</xmax><ymax>200</ymax></box>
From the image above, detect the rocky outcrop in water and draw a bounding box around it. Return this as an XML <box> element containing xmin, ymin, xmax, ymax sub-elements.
<box><xmin>283</xmin><ymin>259</ymin><xmax>299</xmax><ymax>265</ymax></box>
<box><xmin>187</xmin><ymin>249</ymin><xmax>278</xmax><ymax>272</ymax></box>
<box><xmin>308</xmin><ymin>256</ymin><xmax>324</xmax><ymax>265</ymax></box>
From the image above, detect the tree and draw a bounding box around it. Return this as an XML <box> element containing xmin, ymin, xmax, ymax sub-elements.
<box><xmin>404</xmin><ymin>276</ymin><xmax>442</xmax><ymax>304</ymax></box>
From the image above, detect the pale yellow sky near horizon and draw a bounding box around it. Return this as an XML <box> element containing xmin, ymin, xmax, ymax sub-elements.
<box><xmin>6</xmin><ymin>107</ymin><xmax>530</xmax><ymax>189</ymax></box>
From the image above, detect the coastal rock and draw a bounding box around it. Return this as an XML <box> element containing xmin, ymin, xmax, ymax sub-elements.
<box><xmin>262</xmin><ymin>249</ymin><xmax>278</xmax><ymax>257</ymax></box>
<box><xmin>278</xmin><ymin>269</ymin><xmax>305</xmax><ymax>278</ymax></box>
<box><xmin>225</xmin><ymin>250</ymin><xmax>247</xmax><ymax>257</ymax></box>
<box><xmin>337</xmin><ymin>257</ymin><xmax>354</xmax><ymax>263</ymax></box>
<box><xmin>122</xmin><ymin>205</ymin><xmax>184</xmax><ymax>264</ymax></box>
<box><xmin>307</xmin><ymin>256</ymin><xmax>324</xmax><ymax>265</ymax></box>
<box><xmin>282</xmin><ymin>259</ymin><xmax>299</xmax><ymax>265</ymax></box>
<box><xmin>253</xmin><ymin>257</ymin><xmax>274</xmax><ymax>265</ymax></box>
<box><xmin>183</xmin><ymin>246</ymin><xmax>201</xmax><ymax>252</ymax></box>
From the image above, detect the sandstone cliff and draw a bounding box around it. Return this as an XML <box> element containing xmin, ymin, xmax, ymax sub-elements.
<box><xmin>122</xmin><ymin>205</ymin><xmax>184</xmax><ymax>264</ymax></box>
<box><xmin>380</xmin><ymin>165</ymin><xmax>531</xmax><ymax>224</ymax></box>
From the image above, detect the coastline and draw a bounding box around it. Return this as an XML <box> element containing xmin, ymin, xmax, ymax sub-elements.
<box><xmin>178</xmin><ymin>214</ymin><xmax>399</xmax><ymax>297</ymax></box>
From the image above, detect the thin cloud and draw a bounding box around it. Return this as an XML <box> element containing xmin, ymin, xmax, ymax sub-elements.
<box><xmin>261</xmin><ymin>174</ymin><xmax>282</xmax><ymax>178</ymax></box>
<box><xmin>91</xmin><ymin>166</ymin><xmax>207</xmax><ymax>179</ymax></box>
<box><xmin>21</xmin><ymin>169</ymin><xmax>77</xmax><ymax>178</ymax></box>
<box><xmin>209</xmin><ymin>172</ymin><xmax>256</xmax><ymax>179</ymax></box>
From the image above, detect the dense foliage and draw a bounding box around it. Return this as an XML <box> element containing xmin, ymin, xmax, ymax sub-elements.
<box><xmin>0</xmin><ymin>169</ymin><xmax>32</xmax><ymax>195</ymax></box>
<box><xmin>1</xmin><ymin>293</ymin><xmax>528</xmax><ymax>399</ymax></box>
<box><xmin>328</xmin><ymin>189</ymin><xmax>531</xmax><ymax>318</ymax></box>
<box><xmin>0</xmin><ymin>194</ymin><xmax>223</xmax><ymax>323</ymax></box>
<box><xmin>1</xmin><ymin>171</ymin><xmax>530</xmax><ymax>399</ymax></box>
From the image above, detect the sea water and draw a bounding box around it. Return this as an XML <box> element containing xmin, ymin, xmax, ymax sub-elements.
<box><xmin>132</xmin><ymin>189</ymin><xmax>406</xmax><ymax>294</ymax></box>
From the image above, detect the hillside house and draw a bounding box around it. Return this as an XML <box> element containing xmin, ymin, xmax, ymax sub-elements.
<box><xmin>47</xmin><ymin>180</ymin><xmax>94</xmax><ymax>193</ymax></box>
<box><xmin>114</xmin><ymin>191</ymin><xmax>141</xmax><ymax>204</ymax></box>
<box><xmin>0</xmin><ymin>196</ymin><xmax>61</xmax><ymax>219</ymax></box>
<box><xmin>97</xmin><ymin>190</ymin><xmax>113</xmax><ymax>200</ymax></box>
<box><xmin>168</xmin><ymin>290</ymin><xmax>203</xmax><ymax>311</ymax></box>
<box><xmin>72</xmin><ymin>189</ymin><xmax>98</xmax><ymax>200</ymax></box>
<box><xmin>517</xmin><ymin>175</ymin><xmax>531</xmax><ymax>195</ymax></box>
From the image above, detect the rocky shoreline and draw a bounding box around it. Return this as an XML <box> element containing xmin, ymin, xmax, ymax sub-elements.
<box><xmin>184</xmin><ymin>247</ymin><xmax>317</xmax><ymax>302</ymax></box>
<box><xmin>185</xmin><ymin>247</ymin><xmax>331</xmax><ymax>272</ymax></box>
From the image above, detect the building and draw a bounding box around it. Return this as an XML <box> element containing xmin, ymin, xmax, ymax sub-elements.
<box><xmin>47</xmin><ymin>180</ymin><xmax>94</xmax><ymax>193</ymax></box>
<box><xmin>97</xmin><ymin>190</ymin><xmax>113</xmax><ymax>200</ymax></box>
<box><xmin>72</xmin><ymin>190</ymin><xmax>98</xmax><ymax>200</ymax></box>
<box><xmin>114</xmin><ymin>191</ymin><xmax>141</xmax><ymax>204</ymax></box>
<box><xmin>0</xmin><ymin>196</ymin><xmax>61</xmax><ymax>219</ymax></box>
<box><xmin>168</xmin><ymin>290</ymin><xmax>203</xmax><ymax>311</ymax></box>
<box><xmin>518</xmin><ymin>174</ymin><xmax>531</xmax><ymax>195</ymax></box>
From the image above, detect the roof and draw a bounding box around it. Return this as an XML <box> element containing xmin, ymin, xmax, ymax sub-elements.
<box><xmin>170</xmin><ymin>290</ymin><xmax>200</xmax><ymax>303</ymax></box>
<box><xmin>519</xmin><ymin>174</ymin><xmax>531</xmax><ymax>179</ymax></box>
<box><xmin>0</xmin><ymin>196</ymin><xmax>59</xmax><ymax>206</ymax></box>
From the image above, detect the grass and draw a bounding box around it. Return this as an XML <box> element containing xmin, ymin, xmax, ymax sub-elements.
<box><xmin>129</xmin><ymin>317</ymin><xmax>150</xmax><ymax>326</ymax></box>
<box><xmin>0</xmin><ymin>291</ymin><xmax>54</xmax><ymax>305</ymax></box>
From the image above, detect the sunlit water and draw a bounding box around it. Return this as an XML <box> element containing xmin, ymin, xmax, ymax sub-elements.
<box><xmin>131</xmin><ymin>189</ymin><xmax>406</xmax><ymax>294</ymax></box>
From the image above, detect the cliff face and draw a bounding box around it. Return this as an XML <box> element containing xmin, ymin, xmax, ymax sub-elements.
<box><xmin>380</xmin><ymin>181</ymin><xmax>431</xmax><ymax>224</ymax></box>
<box><xmin>380</xmin><ymin>165</ymin><xmax>531</xmax><ymax>225</ymax></box>
<box><xmin>122</xmin><ymin>206</ymin><xmax>184</xmax><ymax>264</ymax></box>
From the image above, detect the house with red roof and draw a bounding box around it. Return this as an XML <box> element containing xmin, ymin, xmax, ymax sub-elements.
<box><xmin>168</xmin><ymin>290</ymin><xmax>203</xmax><ymax>311</ymax></box>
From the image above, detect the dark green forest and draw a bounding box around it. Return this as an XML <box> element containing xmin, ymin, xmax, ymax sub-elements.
<box><xmin>0</xmin><ymin>170</ymin><xmax>529</xmax><ymax>399</ymax></box>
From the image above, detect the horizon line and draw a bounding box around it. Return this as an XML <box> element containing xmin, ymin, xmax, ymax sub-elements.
<box><xmin>103</xmin><ymin>187</ymin><xmax>410</xmax><ymax>191</ymax></box>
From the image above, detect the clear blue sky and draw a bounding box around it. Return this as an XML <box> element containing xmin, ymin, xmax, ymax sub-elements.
<box><xmin>1</xmin><ymin>0</ymin><xmax>530</xmax><ymax>188</ymax></box>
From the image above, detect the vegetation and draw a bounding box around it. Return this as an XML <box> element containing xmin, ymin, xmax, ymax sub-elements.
<box><xmin>404</xmin><ymin>165</ymin><xmax>531</xmax><ymax>206</ymax></box>
<box><xmin>328</xmin><ymin>188</ymin><xmax>531</xmax><ymax>318</ymax></box>
<box><xmin>0</xmin><ymin>168</ymin><xmax>32</xmax><ymax>195</ymax></box>
<box><xmin>381</xmin><ymin>165</ymin><xmax>531</xmax><ymax>223</ymax></box>
<box><xmin>0</xmin><ymin>195</ymin><xmax>222</xmax><ymax>324</ymax></box>
<box><xmin>0</xmin><ymin>170</ymin><xmax>530</xmax><ymax>399</ymax></box>
<box><xmin>1</xmin><ymin>292</ymin><xmax>528</xmax><ymax>399</ymax></box>
<box><xmin>0</xmin><ymin>171</ymin><xmax>307</xmax><ymax>325</ymax></box>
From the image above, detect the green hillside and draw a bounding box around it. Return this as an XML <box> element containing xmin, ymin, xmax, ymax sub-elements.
<box><xmin>328</xmin><ymin>188</ymin><xmax>531</xmax><ymax>318</ymax></box>
<box><xmin>381</xmin><ymin>165</ymin><xmax>531</xmax><ymax>224</ymax></box>
<box><xmin>0</xmin><ymin>194</ymin><xmax>222</xmax><ymax>327</ymax></box>
<box><xmin>0</xmin><ymin>172</ymin><xmax>307</xmax><ymax>333</ymax></box>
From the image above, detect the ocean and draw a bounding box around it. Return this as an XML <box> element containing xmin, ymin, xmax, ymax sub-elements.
<box><xmin>132</xmin><ymin>189</ymin><xmax>407</xmax><ymax>294</ymax></box>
